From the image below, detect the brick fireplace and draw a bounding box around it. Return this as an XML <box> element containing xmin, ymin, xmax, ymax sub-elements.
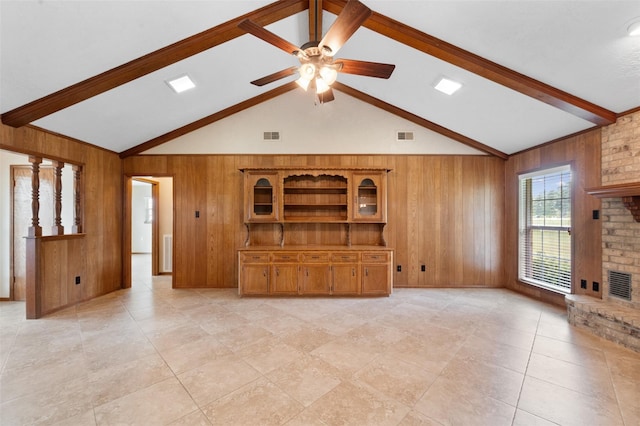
<box><xmin>565</xmin><ymin>111</ymin><xmax>640</xmax><ymax>352</ymax></box>
<box><xmin>600</xmin><ymin>111</ymin><xmax>640</xmax><ymax>310</ymax></box>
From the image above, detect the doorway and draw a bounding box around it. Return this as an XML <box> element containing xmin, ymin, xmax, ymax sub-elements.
<box><xmin>124</xmin><ymin>176</ymin><xmax>174</xmax><ymax>289</ymax></box>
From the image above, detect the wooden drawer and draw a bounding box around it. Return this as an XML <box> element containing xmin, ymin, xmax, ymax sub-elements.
<box><xmin>362</xmin><ymin>252</ymin><xmax>389</xmax><ymax>263</ymax></box>
<box><xmin>272</xmin><ymin>252</ymin><xmax>299</xmax><ymax>262</ymax></box>
<box><xmin>331</xmin><ymin>253</ymin><xmax>359</xmax><ymax>263</ymax></box>
<box><xmin>240</xmin><ymin>252</ymin><xmax>270</xmax><ymax>263</ymax></box>
<box><xmin>301</xmin><ymin>252</ymin><xmax>329</xmax><ymax>263</ymax></box>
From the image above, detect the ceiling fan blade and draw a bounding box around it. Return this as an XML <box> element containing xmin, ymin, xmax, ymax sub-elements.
<box><xmin>318</xmin><ymin>87</ymin><xmax>335</xmax><ymax>103</ymax></box>
<box><xmin>250</xmin><ymin>67</ymin><xmax>299</xmax><ymax>86</ymax></box>
<box><xmin>336</xmin><ymin>59</ymin><xmax>395</xmax><ymax>79</ymax></box>
<box><xmin>238</xmin><ymin>19</ymin><xmax>301</xmax><ymax>55</ymax></box>
<box><xmin>319</xmin><ymin>0</ymin><xmax>371</xmax><ymax>55</ymax></box>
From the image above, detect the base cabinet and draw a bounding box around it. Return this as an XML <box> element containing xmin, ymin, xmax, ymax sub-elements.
<box><xmin>238</xmin><ymin>249</ymin><xmax>392</xmax><ymax>297</ymax></box>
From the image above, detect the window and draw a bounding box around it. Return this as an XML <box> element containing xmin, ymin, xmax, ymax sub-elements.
<box><xmin>518</xmin><ymin>165</ymin><xmax>572</xmax><ymax>293</ymax></box>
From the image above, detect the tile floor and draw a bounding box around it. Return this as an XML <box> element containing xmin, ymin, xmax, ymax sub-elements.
<box><xmin>1</xmin><ymin>255</ymin><xmax>639</xmax><ymax>425</ymax></box>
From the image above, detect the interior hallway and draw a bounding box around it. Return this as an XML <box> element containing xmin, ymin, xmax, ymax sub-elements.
<box><xmin>1</xmin><ymin>261</ymin><xmax>639</xmax><ymax>425</ymax></box>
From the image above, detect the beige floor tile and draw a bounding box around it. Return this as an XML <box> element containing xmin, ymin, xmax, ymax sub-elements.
<box><xmin>1</xmin><ymin>282</ymin><xmax>637</xmax><ymax>426</ymax></box>
<box><xmin>397</xmin><ymin>410</ymin><xmax>444</xmax><ymax>426</ymax></box>
<box><xmin>202</xmin><ymin>377</ymin><xmax>304</xmax><ymax>425</ymax></box>
<box><xmin>310</xmin><ymin>337</ymin><xmax>379</xmax><ymax>376</ymax></box>
<box><xmin>414</xmin><ymin>374</ymin><xmax>516</xmax><ymax>426</ymax></box>
<box><xmin>0</xmin><ymin>375</ymin><xmax>94</xmax><ymax>425</ymax></box>
<box><xmin>354</xmin><ymin>353</ymin><xmax>437</xmax><ymax>406</ymax></box>
<box><xmin>518</xmin><ymin>376</ymin><xmax>624</xmax><ymax>426</ymax></box>
<box><xmin>511</xmin><ymin>409</ymin><xmax>558</xmax><ymax>426</ymax></box>
<box><xmin>456</xmin><ymin>334</ymin><xmax>532</xmax><ymax>373</ymax></box>
<box><xmin>88</xmin><ymin>352</ymin><xmax>174</xmax><ymax>406</ymax></box>
<box><xmin>94</xmin><ymin>377</ymin><xmax>197</xmax><ymax>426</ymax></box>
<box><xmin>266</xmin><ymin>353</ymin><xmax>343</xmax><ymax>407</ymax></box>
<box><xmin>167</xmin><ymin>409</ymin><xmax>212</xmax><ymax>426</ymax></box>
<box><xmin>144</xmin><ymin>322</ymin><xmax>210</xmax><ymax>352</ymax></box>
<box><xmin>526</xmin><ymin>352</ymin><xmax>617</xmax><ymax>399</ymax></box>
<box><xmin>237</xmin><ymin>336</ymin><xmax>305</xmax><ymax>374</ymax></box>
<box><xmin>159</xmin><ymin>334</ymin><xmax>233</xmax><ymax>374</ymax></box>
<box><xmin>177</xmin><ymin>356</ymin><xmax>261</xmax><ymax>406</ymax></box>
<box><xmin>438</xmin><ymin>356</ymin><xmax>524</xmax><ymax>406</ymax></box>
<box><xmin>305</xmin><ymin>380</ymin><xmax>411</xmax><ymax>426</ymax></box>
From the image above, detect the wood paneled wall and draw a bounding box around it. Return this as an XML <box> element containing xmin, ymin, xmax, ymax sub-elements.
<box><xmin>1</xmin><ymin>124</ymin><xmax>122</xmax><ymax>313</ymax></box>
<box><xmin>124</xmin><ymin>154</ymin><xmax>505</xmax><ymax>288</ymax></box>
<box><xmin>504</xmin><ymin>129</ymin><xmax>602</xmax><ymax>306</ymax></box>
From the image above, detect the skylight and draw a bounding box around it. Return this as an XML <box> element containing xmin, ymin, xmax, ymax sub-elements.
<box><xmin>433</xmin><ymin>77</ymin><xmax>462</xmax><ymax>95</ymax></box>
<box><xmin>166</xmin><ymin>75</ymin><xmax>196</xmax><ymax>93</ymax></box>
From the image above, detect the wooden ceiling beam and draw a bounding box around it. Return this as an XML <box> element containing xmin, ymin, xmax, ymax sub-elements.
<box><xmin>119</xmin><ymin>82</ymin><xmax>299</xmax><ymax>158</ymax></box>
<box><xmin>1</xmin><ymin>0</ymin><xmax>307</xmax><ymax>128</ymax></box>
<box><xmin>324</xmin><ymin>0</ymin><xmax>616</xmax><ymax>126</ymax></box>
<box><xmin>309</xmin><ymin>0</ymin><xmax>323</xmax><ymax>42</ymax></box>
<box><xmin>333</xmin><ymin>82</ymin><xmax>508</xmax><ymax>159</ymax></box>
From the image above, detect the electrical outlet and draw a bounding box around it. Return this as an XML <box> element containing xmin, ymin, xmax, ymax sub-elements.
<box><xmin>421</xmin><ymin>265</ymin><xmax>426</xmax><ymax>272</ymax></box>
<box><xmin>593</xmin><ymin>281</ymin><xmax>600</xmax><ymax>292</ymax></box>
<box><xmin>592</xmin><ymin>210</ymin><xmax>600</xmax><ymax>220</ymax></box>
<box><xmin>195</xmin><ymin>210</ymin><xmax>200</xmax><ymax>218</ymax></box>
<box><xmin>580</xmin><ymin>279</ymin><xmax>587</xmax><ymax>289</ymax></box>
<box><xmin>397</xmin><ymin>265</ymin><xmax>402</xmax><ymax>272</ymax></box>
<box><xmin>75</xmin><ymin>276</ymin><xmax>81</xmax><ymax>285</ymax></box>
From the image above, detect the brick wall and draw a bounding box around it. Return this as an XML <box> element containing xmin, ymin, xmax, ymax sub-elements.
<box><xmin>601</xmin><ymin>111</ymin><xmax>640</xmax><ymax>309</ymax></box>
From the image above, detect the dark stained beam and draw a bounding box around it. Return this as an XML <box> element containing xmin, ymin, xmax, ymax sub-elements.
<box><xmin>309</xmin><ymin>0</ymin><xmax>323</xmax><ymax>42</ymax></box>
<box><xmin>1</xmin><ymin>0</ymin><xmax>307</xmax><ymax>128</ymax></box>
<box><xmin>333</xmin><ymin>82</ymin><xmax>509</xmax><ymax>159</ymax></box>
<box><xmin>119</xmin><ymin>82</ymin><xmax>299</xmax><ymax>158</ymax></box>
<box><xmin>324</xmin><ymin>0</ymin><xmax>616</xmax><ymax>126</ymax></box>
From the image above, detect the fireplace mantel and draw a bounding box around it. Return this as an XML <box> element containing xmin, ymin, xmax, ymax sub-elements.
<box><xmin>586</xmin><ymin>182</ymin><xmax>640</xmax><ymax>222</ymax></box>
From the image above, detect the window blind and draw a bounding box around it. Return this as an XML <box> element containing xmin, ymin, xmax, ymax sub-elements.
<box><xmin>518</xmin><ymin>165</ymin><xmax>572</xmax><ymax>292</ymax></box>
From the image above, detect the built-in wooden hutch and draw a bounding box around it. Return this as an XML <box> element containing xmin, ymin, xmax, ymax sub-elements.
<box><xmin>238</xmin><ymin>167</ymin><xmax>393</xmax><ymax>297</ymax></box>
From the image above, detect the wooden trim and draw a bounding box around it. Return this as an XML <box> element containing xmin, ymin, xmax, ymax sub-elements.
<box><xmin>509</xmin><ymin>126</ymin><xmax>600</xmax><ymax>157</ymax></box>
<box><xmin>1</xmin><ymin>0</ymin><xmax>307</xmax><ymax>128</ymax></box>
<box><xmin>119</xmin><ymin>82</ymin><xmax>299</xmax><ymax>158</ymax></box>
<box><xmin>324</xmin><ymin>0</ymin><xmax>616</xmax><ymax>126</ymax></box>
<box><xmin>586</xmin><ymin>182</ymin><xmax>640</xmax><ymax>198</ymax></box>
<box><xmin>152</xmin><ymin>182</ymin><xmax>160</xmax><ymax>276</ymax></box>
<box><xmin>333</xmin><ymin>82</ymin><xmax>509</xmax><ymax>159</ymax></box>
<box><xmin>309</xmin><ymin>0</ymin><xmax>322</xmax><ymax>42</ymax></box>
<box><xmin>618</xmin><ymin>105</ymin><xmax>640</xmax><ymax>117</ymax></box>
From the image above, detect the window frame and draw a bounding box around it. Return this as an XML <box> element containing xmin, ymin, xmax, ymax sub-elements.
<box><xmin>518</xmin><ymin>164</ymin><xmax>573</xmax><ymax>294</ymax></box>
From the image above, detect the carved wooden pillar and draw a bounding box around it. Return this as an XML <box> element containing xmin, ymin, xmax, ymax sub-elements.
<box><xmin>51</xmin><ymin>161</ymin><xmax>65</xmax><ymax>235</ymax></box>
<box><xmin>28</xmin><ymin>156</ymin><xmax>42</xmax><ymax>237</ymax></box>
<box><xmin>72</xmin><ymin>164</ymin><xmax>83</xmax><ymax>233</ymax></box>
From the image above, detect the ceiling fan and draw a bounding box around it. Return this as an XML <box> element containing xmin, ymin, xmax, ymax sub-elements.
<box><xmin>238</xmin><ymin>0</ymin><xmax>395</xmax><ymax>103</ymax></box>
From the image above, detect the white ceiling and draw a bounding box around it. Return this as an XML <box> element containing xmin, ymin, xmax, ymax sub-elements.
<box><xmin>1</xmin><ymin>0</ymin><xmax>639</xmax><ymax>156</ymax></box>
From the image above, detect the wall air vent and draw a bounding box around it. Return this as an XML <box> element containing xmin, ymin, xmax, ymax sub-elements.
<box><xmin>608</xmin><ymin>270</ymin><xmax>632</xmax><ymax>300</ymax></box>
<box><xmin>396</xmin><ymin>131</ymin><xmax>414</xmax><ymax>141</ymax></box>
<box><xmin>263</xmin><ymin>131</ymin><xmax>280</xmax><ymax>141</ymax></box>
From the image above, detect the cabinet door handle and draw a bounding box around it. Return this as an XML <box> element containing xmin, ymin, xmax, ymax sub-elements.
<box><xmin>276</xmin><ymin>268</ymin><xmax>280</xmax><ymax>276</ymax></box>
<box><xmin>306</xmin><ymin>269</ymin><xmax>309</xmax><ymax>277</ymax></box>
<box><xmin>352</xmin><ymin>268</ymin><xmax>356</xmax><ymax>276</ymax></box>
<box><xmin>365</xmin><ymin>268</ymin><xmax>369</xmax><ymax>276</ymax></box>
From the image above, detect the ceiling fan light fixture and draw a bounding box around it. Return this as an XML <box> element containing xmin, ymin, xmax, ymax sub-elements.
<box><xmin>319</xmin><ymin>66</ymin><xmax>338</xmax><ymax>85</ymax></box>
<box><xmin>295</xmin><ymin>77</ymin><xmax>311</xmax><ymax>91</ymax></box>
<box><xmin>433</xmin><ymin>77</ymin><xmax>462</xmax><ymax>95</ymax></box>
<box><xmin>628</xmin><ymin>20</ymin><xmax>640</xmax><ymax>36</ymax></box>
<box><xmin>315</xmin><ymin>77</ymin><xmax>331</xmax><ymax>94</ymax></box>
<box><xmin>299</xmin><ymin>63</ymin><xmax>316</xmax><ymax>80</ymax></box>
<box><xmin>165</xmin><ymin>74</ymin><xmax>195</xmax><ymax>93</ymax></box>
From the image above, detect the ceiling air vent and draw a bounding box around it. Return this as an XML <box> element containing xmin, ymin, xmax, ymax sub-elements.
<box><xmin>397</xmin><ymin>131</ymin><xmax>414</xmax><ymax>141</ymax></box>
<box><xmin>608</xmin><ymin>270</ymin><xmax>632</xmax><ymax>300</ymax></box>
<box><xmin>263</xmin><ymin>131</ymin><xmax>280</xmax><ymax>141</ymax></box>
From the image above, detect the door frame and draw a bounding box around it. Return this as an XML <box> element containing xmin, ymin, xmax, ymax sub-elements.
<box><xmin>123</xmin><ymin>175</ymin><xmax>174</xmax><ymax>288</ymax></box>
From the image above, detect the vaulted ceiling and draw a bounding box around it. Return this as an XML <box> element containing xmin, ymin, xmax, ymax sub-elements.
<box><xmin>1</xmin><ymin>0</ymin><xmax>639</xmax><ymax>158</ymax></box>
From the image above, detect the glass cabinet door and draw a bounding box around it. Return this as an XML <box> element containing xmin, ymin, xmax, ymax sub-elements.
<box><xmin>245</xmin><ymin>171</ymin><xmax>279</xmax><ymax>221</ymax></box>
<box><xmin>352</xmin><ymin>172</ymin><xmax>386</xmax><ymax>222</ymax></box>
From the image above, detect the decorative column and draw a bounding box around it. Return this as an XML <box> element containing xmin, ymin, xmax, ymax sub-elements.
<box><xmin>28</xmin><ymin>156</ymin><xmax>42</xmax><ymax>237</ymax></box>
<box><xmin>51</xmin><ymin>161</ymin><xmax>65</xmax><ymax>235</ymax></box>
<box><xmin>72</xmin><ymin>164</ymin><xmax>83</xmax><ymax>233</ymax></box>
